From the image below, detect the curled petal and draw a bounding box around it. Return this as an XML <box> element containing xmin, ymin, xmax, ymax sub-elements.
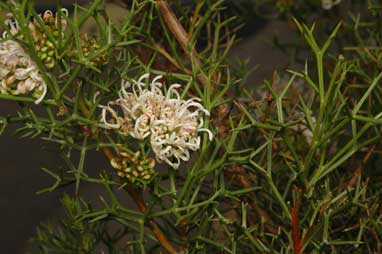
<box><xmin>100</xmin><ymin>104</ymin><xmax>122</xmax><ymax>129</ymax></box>
<box><xmin>34</xmin><ymin>81</ymin><xmax>47</xmax><ymax>104</ymax></box>
<box><xmin>4</xmin><ymin>19</ymin><xmax>20</xmax><ymax>35</ymax></box>
<box><xmin>60</xmin><ymin>8</ymin><xmax>69</xmax><ymax>17</ymax></box>
<box><xmin>151</xmin><ymin>75</ymin><xmax>163</xmax><ymax>88</ymax></box>
<box><xmin>14</xmin><ymin>67</ymin><xmax>34</xmax><ymax>80</ymax></box>
<box><xmin>166</xmin><ymin>84</ymin><xmax>181</xmax><ymax>99</ymax></box>
<box><xmin>198</xmin><ymin>128</ymin><xmax>213</xmax><ymax>141</ymax></box>
<box><xmin>119</xmin><ymin>79</ymin><xmax>131</xmax><ymax>98</ymax></box>
<box><xmin>138</xmin><ymin>73</ymin><xmax>151</xmax><ymax>84</ymax></box>
<box><xmin>43</xmin><ymin>10</ymin><xmax>54</xmax><ymax>19</ymax></box>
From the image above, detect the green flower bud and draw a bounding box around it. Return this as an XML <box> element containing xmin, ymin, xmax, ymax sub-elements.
<box><xmin>46</xmin><ymin>41</ymin><xmax>54</xmax><ymax>48</ymax></box>
<box><xmin>111</xmin><ymin>159</ymin><xmax>122</xmax><ymax>170</ymax></box>
<box><xmin>40</xmin><ymin>53</ymin><xmax>48</xmax><ymax>60</ymax></box>
<box><xmin>45</xmin><ymin>59</ymin><xmax>55</xmax><ymax>69</ymax></box>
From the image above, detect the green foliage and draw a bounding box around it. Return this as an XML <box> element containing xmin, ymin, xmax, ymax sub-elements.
<box><xmin>0</xmin><ymin>0</ymin><xmax>381</xmax><ymax>253</ymax></box>
<box><xmin>33</xmin><ymin>195</ymin><xmax>106</xmax><ymax>254</ymax></box>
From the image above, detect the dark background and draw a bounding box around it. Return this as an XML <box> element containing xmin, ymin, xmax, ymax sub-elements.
<box><xmin>0</xmin><ymin>1</ymin><xmax>291</xmax><ymax>253</ymax></box>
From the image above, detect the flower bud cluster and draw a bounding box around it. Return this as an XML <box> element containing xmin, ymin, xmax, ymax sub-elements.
<box><xmin>80</xmin><ymin>34</ymin><xmax>108</xmax><ymax>65</ymax></box>
<box><xmin>110</xmin><ymin>150</ymin><xmax>156</xmax><ymax>184</ymax></box>
<box><xmin>29</xmin><ymin>10</ymin><xmax>68</xmax><ymax>69</ymax></box>
<box><xmin>101</xmin><ymin>74</ymin><xmax>213</xmax><ymax>169</ymax></box>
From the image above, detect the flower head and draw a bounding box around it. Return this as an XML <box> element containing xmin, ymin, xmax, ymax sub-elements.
<box><xmin>101</xmin><ymin>73</ymin><xmax>213</xmax><ymax>169</ymax></box>
<box><xmin>0</xmin><ymin>18</ymin><xmax>47</xmax><ymax>104</ymax></box>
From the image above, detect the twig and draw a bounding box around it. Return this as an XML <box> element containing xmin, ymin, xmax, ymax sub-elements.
<box><xmin>156</xmin><ymin>0</ymin><xmax>210</xmax><ymax>89</ymax></box>
<box><xmin>291</xmin><ymin>188</ymin><xmax>302</xmax><ymax>254</ymax></box>
<box><xmin>224</xmin><ymin>166</ymin><xmax>276</xmax><ymax>232</ymax></box>
<box><xmin>101</xmin><ymin>147</ymin><xmax>178</xmax><ymax>254</ymax></box>
<box><xmin>156</xmin><ymin>0</ymin><xmax>201</xmax><ymax>67</ymax></box>
<box><xmin>347</xmin><ymin>145</ymin><xmax>376</xmax><ymax>190</ymax></box>
<box><xmin>124</xmin><ymin>185</ymin><xmax>178</xmax><ymax>254</ymax></box>
<box><xmin>188</xmin><ymin>0</ymin><xmax>203</xmax><ymax>38</ymax></box>
<box><xmin>366</xmin><ymin>204</ymin><xmax>381</xmax><ymax>252</ymax></box>
<box><xmin>178</xmin><ymin>218</ymin><xmax>188</xmax><ymax>253</ymax></box>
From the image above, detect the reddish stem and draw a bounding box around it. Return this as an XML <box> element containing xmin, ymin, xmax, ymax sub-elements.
<box><xmin>291</xmin><ymin>189</ymin><xmax>302</xmax><ymax>254</ymax></box>
<box><xmin>101</xmin><ymin>147</ymin><xmax>178</xmax><ymax>254</ymax></box>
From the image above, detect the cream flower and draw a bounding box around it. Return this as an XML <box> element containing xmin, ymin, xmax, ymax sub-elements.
<box><xmin>321</xmin><ymin>0</ymin><xmax>341</xmax><ymax>10</ymax></box>
<box><xmin>101</xmin><ymin>73</ymin><xmax>213</xmax><ymax>169</ymax></box>
<box><xmin>0</xmin><ymin>18</ymin><xmax>47</xmax><ymax>104</ymax></box>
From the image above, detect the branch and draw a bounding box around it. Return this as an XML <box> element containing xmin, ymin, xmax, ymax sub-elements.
<box><xmin>156</xmin><ymin>0</ymin><xmax>201</xmax><ymax>66</ymax></box>
<box><xmin>291</xmin><ymin>188</ymin><xmax>302</xmax><ymax>254</ymax></box>
<box><xmin>156</xmin><ymin>0</ymin><xmax>210</xmax><ymax>89</ymax></box>
<box><xmin>124</xmin><ymin>185</ymin><xmax>178</xmax><ymax>254</ymax></box>
<box><xmin>101</xmin><ymin>147</ymin><xmax>178</xmax><ymax>254</ymax></box>
<box><xmin>178</xmin><ymin>219</ymin><xmax>188</xmax><ymax>253</ymax></box>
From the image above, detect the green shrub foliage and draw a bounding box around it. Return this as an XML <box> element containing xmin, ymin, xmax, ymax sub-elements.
<box><xmin>0</xmin><ymin>0</ymin><xmax>381</xmax><ymax>253</ymax></box>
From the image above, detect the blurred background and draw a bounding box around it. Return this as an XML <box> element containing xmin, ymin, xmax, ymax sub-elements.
<box><xmin>0</xmin><ymin>0</ymin><xmax>294</xmax><ymax>253</ymax></box>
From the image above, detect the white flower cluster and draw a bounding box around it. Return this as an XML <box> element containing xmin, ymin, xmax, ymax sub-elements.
<box><xmin>0</xmin><ymin>18</ymin><xmax>47</xmax><ymax>104</ymax></box>
<box><xmin>101</xmin><ymin>73</ymin><xmax>213</xmax><ymax>169</ymax></box>
<box><xmin>321</xmin><ymin>0</ymin><xmax>341</xmax><ymax>10</ymax></box>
